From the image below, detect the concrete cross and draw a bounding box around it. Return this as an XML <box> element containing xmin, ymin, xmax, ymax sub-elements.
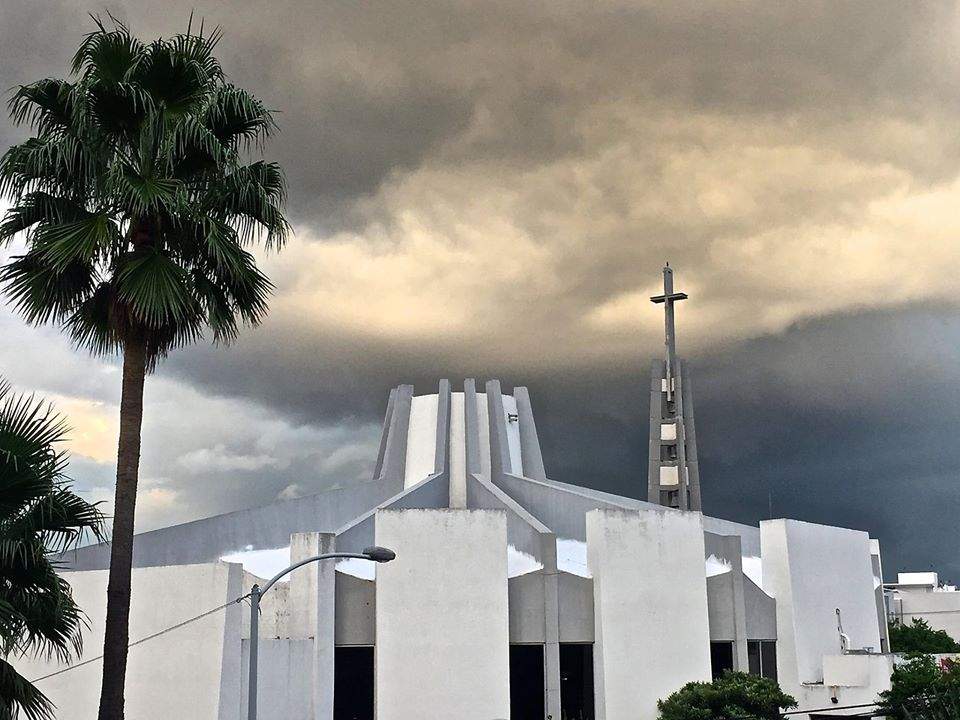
<box><xmin>649</xmin><ymin>263</ymin><xmax>687</xmax><ymax>400</ymax></box>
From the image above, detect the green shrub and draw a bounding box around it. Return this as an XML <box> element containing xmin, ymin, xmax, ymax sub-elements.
<box><xmin>657</xmin><ymin>671</ymin><xmax>797</xmax><ymax>720</ymax></box>
<box><xmin>878</xmin><ymin>653</ymin><xmax>960</xmax><ymax>720</ymax></box>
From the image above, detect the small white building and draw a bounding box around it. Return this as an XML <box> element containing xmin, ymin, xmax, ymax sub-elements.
<box><xmin>23</xmin><ymin>379</ymin><xmax>895</xmax><ymax>720</ymax></box>
<box><xmin>886</xmin><ymin>572</ymin><xmax>960</xmax><ymax>644</ymax></box>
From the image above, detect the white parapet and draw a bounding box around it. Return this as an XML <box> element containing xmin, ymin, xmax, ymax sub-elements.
<box><xmin>15</xmin><ymin>562</ymin><xmax>244</xmax><ymax>720</ymax></box>
<box><xmin>587</xmin><ymin>507</ymin><xmax>711</xmax><ymax>720</ymax></box>
<box><xmin>374</xmin><ymin>508</ymin><xmax>510</xmax><ymax>720</ymax></box>
<box><xmin>760</xmin><ymin>519</ymin><xmax>889</xmax><ymax>707</ymax></box>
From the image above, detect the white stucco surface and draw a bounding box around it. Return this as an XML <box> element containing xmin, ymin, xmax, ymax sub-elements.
<box><xmin>502</xmin><ymin>394</ymin><xmax>523</xmax><ymax>475</ymax></box>
<box><xmin>404</xmin><ymin>394</ymin><xmax>439</xmax><ymax>487</ymax></box>
<box><xmin>375</xmin><ymin>509</ymin><xmax>510</xmax><ymax>720</ymax></box>
<box><xmin>894</xmin><ymin>587</ymin><xmax>960</xmax><ymax>643</ymax></box>
<box><xmin>239</xmin><ymin>639</ymin><xmax>313</xmax><ymax>720</ymax></box>
<box><xmin>17</xmin><ymin>562</ymin><xmax>243</xmax><ymax>720</ymax></box>
<box><xmin>587</xmin><ymin>508</ymin><xmax>711</xmax><ymax>720</ymax></box>
<box><xmin>449</xmin><ymin>391</ymin><xmax>467</xmax><ymax>507</ymax></box>
<box><xmin>760</xmin><ymin>520</ymin><xmax>882</xmax><ymax>692</ymax></box>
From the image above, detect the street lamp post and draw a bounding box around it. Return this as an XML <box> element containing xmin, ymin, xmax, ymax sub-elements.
<box><xmin>246</xmin><ymin>545</ymin><xmax>396</xmax><ymax>720</ymax></box>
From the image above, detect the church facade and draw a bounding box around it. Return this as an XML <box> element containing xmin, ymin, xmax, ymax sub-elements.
<box><xmin>23</xmin><ymin>269</ymin><xmax>896</xmax><ymax>720</ymax></box>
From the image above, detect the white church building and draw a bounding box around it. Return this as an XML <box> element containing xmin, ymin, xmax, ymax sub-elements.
<box><xmin>23</xmin><ymin>269</ymin><xmax>897</xmax><ymax>720</ymax></box>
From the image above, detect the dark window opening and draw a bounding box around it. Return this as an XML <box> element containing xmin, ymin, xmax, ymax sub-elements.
<box><xmin>710</xmin><ymin>641</ymin><xmax>734</xmax><ymax>680</ymax></box>
<box><xmin>660</xmin><ymin>445</ymin><xmax>678</xmax><ymax>461</ymax></box>
<box><xmin>747</xmin><ymin>640</ymin><xmax>777</xmax><ymax>682</ymax></box>
<box><xmin>334</xmin><ymin>646</ymin><xmax>374</xmax><ymax>720</ymax></box>
<box><xmin>510</xmin><ymin>644</ymin><xmax>545</xmax><ymax>720</ymax></box>
<box><xmin>760</xmin><ymin>640</ymin><xmax>777</xmax><ymax>682</ymax></box>
<box><xmin>560</xmin><ymin>643</ymin><xmax>594</xmax><ymax>720</ymax></box>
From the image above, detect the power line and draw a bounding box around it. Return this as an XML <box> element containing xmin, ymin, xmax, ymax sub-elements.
<box><xmin>30</xmin><ymin>593</ymin><xmax>250</xmax><ymax>683</ymax></box>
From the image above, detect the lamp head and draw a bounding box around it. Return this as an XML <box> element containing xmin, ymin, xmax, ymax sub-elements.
<box><xmin>363</xmin><ymin>546</ymin><xmax>396</xmax><ymax>563</ymax></box>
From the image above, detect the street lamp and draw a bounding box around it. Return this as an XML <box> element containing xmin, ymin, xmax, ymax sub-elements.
<box><xmin>246</xmin><ymin>545</ymin><xmax>396</xmax><ymax>720</ymax></box>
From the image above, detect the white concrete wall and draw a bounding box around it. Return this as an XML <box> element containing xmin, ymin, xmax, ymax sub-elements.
<box><xmin>760</xmin><ymin>520</ymin><xmax>882</xmax><ymax>694</ymax></box>
<box><xmin>502</xmin><ymin>394</ymin><xmax>523</xmax><ymax>475</ymax></box>
<box><xmin>895</xmin><ymin>589</ymin><xmax>960</xmax><ymax>643</ymax></box>
<box><xmin>239</xmin><ymin>639</ymin><xmax>314</xmax><ymax>720</ymax></box>
<box><xmin>449</xmin><ymin>391</ymin><xmax>467</xmax><ymax>507</ymax></box>
<box><xmin>477</xmin><ymin>392</ymin><xmax>492</xmax><ymax>479</ymax></box>
<box><xmin>404</xmin><ymin>394</ymin><xmax>439</xmax><ymax>487</ymax></box>
<box><xmin>288</xmin><ymin>532</ymin><xmax>337</xmax><ymax>720</ymax></box>
<box><xmin>375</xmin><ymin>509</ymin><xmax>510</xmax><ymax>720</ymax></box>
<box><xmin>16</xmin><ymin>562</ymin><xmax>243</xmax><ymax>720</ymax></box>
<box><xmin>587</xmin><ymin>508</ymin><xmax>711</xmax><ymax>720</ymax></box>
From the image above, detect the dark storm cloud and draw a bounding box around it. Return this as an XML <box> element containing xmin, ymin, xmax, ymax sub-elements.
<box><xmin>4</xmin><ymin>1</ymin><xmax>960</xmax><ymax>230</ymax></box>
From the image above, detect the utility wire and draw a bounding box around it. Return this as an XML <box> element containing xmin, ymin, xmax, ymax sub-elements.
<box><xmin>30</xmin><ymin>593</ymin><xmax>251</xmax><ymax>683</ymax></box>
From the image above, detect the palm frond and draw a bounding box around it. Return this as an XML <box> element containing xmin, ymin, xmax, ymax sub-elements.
<box><xmin>8</xmin><ymin>80</ymin><xmax>78</xmax><ymax>136</ymax></box>
<box><xmin>35</xmin><ymin>215</ymin><xmax>120</xmax><ymax>271</ymax></box>
<box><xmin>0</xmin><ymin>193</ymin><xmax>89</xmax><ymax>245</ymax></box>
<box><xmin>0</xmin><ymin>658</ymin><xmax>54</xmax><ymax>720</ymax></box>
<box><xmin>0</xmin><ymin>250</ymin><xmax>97</xmax><ymax>326</ymax></box>
<box><xmin>115</xmin><ymin>247</ymin><xmax>192</xmax><ymax>327</ymax></box>
<box><xmin>204</xmin><ymin>84</ymin><xmax>276</xmax><ymax>150</ymax></box>
<box><xmin>71</xmin><ymin>15</ymin><xmax>144</xmax><ymax>82</ymax></box>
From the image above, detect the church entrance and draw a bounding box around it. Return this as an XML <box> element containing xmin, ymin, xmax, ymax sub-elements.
<box><xmin>560</xmin><ymin>643</ymin><xmax>594</xmax><ymax>720</ymax></box>
<box><xmin>509</xmin><ymin>644</ymin><xmax>545</xmax><ymax>720</ymax></box>
<box><xmin>334</xmin><ymin>645</ymin><xmax>374</xmax><ymax>720</ymax></box>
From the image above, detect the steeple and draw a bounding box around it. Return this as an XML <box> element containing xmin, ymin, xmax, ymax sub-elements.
<box><xmin>646</xmin><ymin>264</ymin><xmax>702</xmax><ymax>511</ymax></box>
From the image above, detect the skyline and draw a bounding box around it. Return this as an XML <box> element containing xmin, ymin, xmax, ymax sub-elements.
<box><xmin>1</xmin><ymin>0</ymin><xmax>959</xmax><ymax>580</ymax></box>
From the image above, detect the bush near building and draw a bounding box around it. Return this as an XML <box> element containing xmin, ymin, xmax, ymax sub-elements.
<box><xmin>657</xmin><ymin>671</ymin><xmax>797</xmax><ymax>720</ymax></box>
<box><xmin>889</xmin><ymin>618</ymin><xmax>960</xmax><ymax>654</ymax></box>
<box><xmin>878</xmin><ymin>653</ymin><xmax>960</xmax><ymax>720</ymax></box>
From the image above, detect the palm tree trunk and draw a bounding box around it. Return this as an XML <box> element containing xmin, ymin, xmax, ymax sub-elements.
<box><xmin>97</xmin><ymin>334</ymin><xmax>147</xmax><ymax>720</ymax></box>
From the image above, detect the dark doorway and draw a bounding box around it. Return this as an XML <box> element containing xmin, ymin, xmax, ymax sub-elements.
<box><xmin>560</xmin><ymin>643</ymin><xmax>594</xmax><ymax>720</ymax></box>
<box><xmin>510</xmin><ymin>644</ymin><xmax>545</xmax><ymax>720</ymax></box>
<box><xmin>710</xmin><ymin>641</ymin><xmax>735</xmax><ymax>679</ymax></box>
<box><xmin>334</xmin><ymin>646</ymin><xmax>374</xmax><ymax>720</ymax></box>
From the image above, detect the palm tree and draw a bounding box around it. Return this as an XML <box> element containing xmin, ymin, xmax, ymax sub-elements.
<box><xmin>0</xmin><ymin>16</ymin><xmax>288</xmax><ymax>719</ymax></box>
<box><xmin>0</xmin><ymin>382</ymin><xmax>106</xmax><ymax>720</ymax></box>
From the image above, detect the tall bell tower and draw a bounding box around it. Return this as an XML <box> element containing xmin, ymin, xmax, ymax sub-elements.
<box><xmin>647</xmin><ymin>264</ymin><xmax>702</xmax><ymax>511</ymax></box>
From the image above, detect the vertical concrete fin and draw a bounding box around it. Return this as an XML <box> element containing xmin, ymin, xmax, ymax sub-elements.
<box><xmin>486</xmin><ymin>379</ymin><xmax>513</xmax><ymax>477</ymax></box>
<box><xmin>513</xmin><ymin>386</ymin><xmax>547</xmax><ymax>481</ymax></box>
<box><xmin>541</xmin><ymin>530</ymin><xmax>562</xmax><ymax>720</ymax></box>
<box><xmin>722</xmin><ymin>534</ymin><xmax>749</xmax><ymax>671</ymax></box>
<box><xmin>372</xmin><ymin>388</ymin><xmax>397</xmax><ymax>480</ymax></box>
<box><xmin>673</xmin><ymin>366</ymin><xmax>690</xmax><ymax>511</ymax></box>
<box><xmin>647</xmin><ymin>359</ymin><xmax>663</xmax><ymax>504</ymax></box>
<box><xmin>290</xmin><ymin>532</ymin><xmax>336</xmax><ymax>720</ymax></box>
<box><xmin>381</xmin><ymin>384</ymin><xmax>414</xmax><ymax>486</ymax></box>
<box><xmin>434</xmin><ymin>379</ymin><xmax>452</xmax><ymax>475</ymax></box>
<box><xmin>680</xmin><ymin>360</ymin><xmax>703</xmax><ymax>511</ymax></box>
<box><xmin>464</xmin><ymin>378</ymin><xmax>482</xmax><ymax>475</ymax></box>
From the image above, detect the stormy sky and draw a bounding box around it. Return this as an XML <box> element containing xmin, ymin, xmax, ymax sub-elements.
<box><xmin>2</xmin><ymin>1</ymin><xmax>959</xmax><ymax>580</ymax></box>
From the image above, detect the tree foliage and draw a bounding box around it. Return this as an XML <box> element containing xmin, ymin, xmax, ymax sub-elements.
<box><xmin>878</xmin><ymin>653</ymin><xmax>960</xmax><ymax>720</ymax></box>
<box><xmin>0</xmin><ymin>382</ymin><xmax>106</xmax><ymax>720</ymax></box>
<box><xmin>890</xmin><ymin>618</ymin><xmax>960</xmax><ymax>654</ymax></box>
<box><xmin>0</xmin><ymin>13</ymin><xmax>288</xmax><ymax>367</ymax></box>
<box><xmin>657</xmin><ymin>672</ymin><xmax>797</xmax><ymax>720</ymax></box>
